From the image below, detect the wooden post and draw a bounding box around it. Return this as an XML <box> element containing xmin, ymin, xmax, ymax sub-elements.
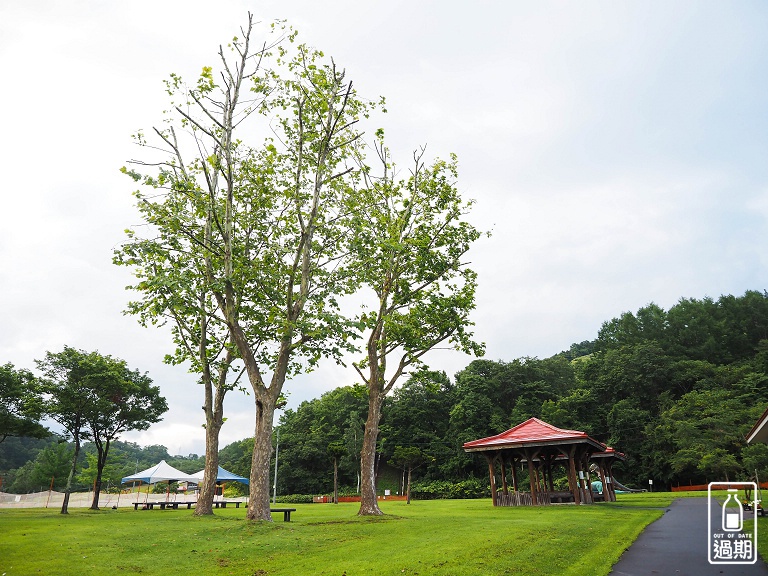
<box><xmin>543</xmin><ymin>454</ymin><xmax>555</xmax><ymax>492</ymax></box>
<box><xmin>45</xmin><ymin>476</ymin><xmax>55</xmax><ymax>509</ymax></box>
<box><xmin>595</xmin><ymin>461</ymin><xmax>608</xmax><ymax>501</ymax></box>
<box><xmin>579</xmin><ymin>451</ymin><xmax>593</xmax><ymax>504</ymax></box>
<box><xmin>597</xmin><ymin>460</ymin><xmax>609</xmax><ymax>502</ymax></box>
<box><xmin>577</xmin><ymin>451</ymin><xmax>587</xmax><ymax>504</ymax></box>
<box><xmin>511</xmin><ymin>457</ymin><xmax>519</xmax><ymax>493</ymax></box>
<box><xmin>538</xmin><ymin>462</ymin><xmax>544</xmax><ymax>493</ymax></box>
<box><xmin>567</xmin><ymin>446</ymin><xmax>581</xmax><ymax>505</ymax></box>
<box><xmin>604</xmin><ymin>460</ymin><xmax>616</xmax><ymax>502</ymax></box>
<box><xmin>486</xmin><ymin>455</ymin><xmax>497</xmax><ymax>506</ymax></box>
<box><xmin>500</xmin><ymin>457</ymin><xmax>509</xmax><ymax>495</ymax></box>
<box><xmin>525</xmin><ymin>448</ymin><xmax>538</xmax><ymax>506</ymax></box>
<box><xmin>535</xmin><ymin>462</ymin><xmax>544</xmax><ymax>500</ymax></box>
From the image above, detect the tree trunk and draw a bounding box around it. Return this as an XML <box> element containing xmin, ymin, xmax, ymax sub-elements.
<box><xmin>61</xmin><ymin>435</ymin><xmax>80</xmax><ymax>515</ymax></box>
<box><xmin>247</xmin><ymin>398</ymin><xmax>276</xmax><ymax>521</ymax></box>
<box><xmin>194</xmin><ymin>421</ymin><xmax>222</xmax><ymax>516</ymax></box>
<box><xmin>406</xmin><ymin>465</ymin><xmax>412</xmax><ymax>505</ymax></box>
<box><xmin>358</xmin><ymin>392</ymin><xmax>383</xmax><ymax>516</ymax></box>
<box><xmin>194</xmin><ymin>343</ymin><xmax>228</xmax><ymax>516</ymax></box>
<box><xmin>90</xmin><ymin>440</ymin><xmax>110</xmax><ymax>510</ymax></box>
<box><xmin>333</xmin><ymin>457</ymin><xmax>339</xmax><ymax>504</ymax></box>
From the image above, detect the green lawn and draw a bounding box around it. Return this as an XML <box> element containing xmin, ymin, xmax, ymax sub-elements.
<box><xmin>0</xmin><ymin>497</ymin><xmax>665</xmax><ymax>576</ymax></box>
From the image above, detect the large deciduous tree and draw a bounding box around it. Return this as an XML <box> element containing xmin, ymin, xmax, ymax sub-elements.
<box><xmin>349</xmin><ymin>144</ymin><xmax>484</xmax><ymax>515</ymax></box>
<box><xmin>118</xmin><ymin>15</ymin><xmax>375</xmax><ymax>520</ymax></box>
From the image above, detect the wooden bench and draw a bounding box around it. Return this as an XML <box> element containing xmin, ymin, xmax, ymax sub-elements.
<box><xmin>270</xmin><ymin>508</ymin><xmax>296</xmax><ymax>522</ymax></box>
<box><xmin>548</xmin><ymin>491</ymin><xmax>575</xmax><ymax>504</ymax></box>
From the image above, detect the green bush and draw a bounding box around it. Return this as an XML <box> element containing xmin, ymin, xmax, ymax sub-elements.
<box><xmin>410</xmin><ymin>478</ymin><xmax>489</xmax><ymax>500</ymax></box>
<box><xmin>223</xmin><ymin>483</ymin><xmax>248</xmax><ymax>498</ymax></box>
<box><xmin>151</xmin><ymin>482</ymin><xmax>178</xmax><ymax>494</ymax></box>
<box><xmin>275</xmin><ymin>494</ymin><xmax>314</xmax><ymax>504</ymax></box>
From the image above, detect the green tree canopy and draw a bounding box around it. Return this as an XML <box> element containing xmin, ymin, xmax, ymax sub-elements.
<box><xmin>36</xmin><ymin>347</ymin><xmax>165</xmax><ymax>513</ymax></box>
<box><xmin>0</xmin><ymin>363</ymin><xmax>48</xmax><ymax>443</ymax></box>
<box><xmin>84</xmin><ymin>363</ymin><xmax>166</xmax><ymax>509</ymax></box>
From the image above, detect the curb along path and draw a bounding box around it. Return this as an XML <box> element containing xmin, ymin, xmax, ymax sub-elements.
<box><xmin>610</xmin><ymin>498</ymin><xmax>768</xmax><ymax>575</ymax></box>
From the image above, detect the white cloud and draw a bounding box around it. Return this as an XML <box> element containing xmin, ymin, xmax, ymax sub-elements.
<box><xmin>2</xmin><ymin>0</ymin><xmax>767</xmax><ymax>455</ymax></box>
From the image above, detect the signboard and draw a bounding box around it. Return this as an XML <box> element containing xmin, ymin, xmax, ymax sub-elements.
<box><xmin>708</xmin><ymin>482</ymin><xmax>757</xmax><ymax>565</ymax></box>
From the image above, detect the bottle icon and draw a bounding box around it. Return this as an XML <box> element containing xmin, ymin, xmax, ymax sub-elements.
<box><xmin>722</xmin><ymin>488</ymin><xmax>743</xmax><ymax>532</ymax></box>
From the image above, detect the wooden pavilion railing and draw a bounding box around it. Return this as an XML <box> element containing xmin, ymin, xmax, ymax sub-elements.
<box><xmin>496</xmin><ymin>490</ymin><xmax>577</xmax><ymax>506</ymax></box>
<box><xmin>497</xmin><ymin>492</ymin><xmax>532</xmax><ymax>506</ymax></box>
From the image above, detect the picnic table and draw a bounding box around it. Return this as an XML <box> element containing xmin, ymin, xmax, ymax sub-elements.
<box><xmin>132</xmin><ymin>500</ymin><xmax>243</xmax><ymax>510</ymax></box>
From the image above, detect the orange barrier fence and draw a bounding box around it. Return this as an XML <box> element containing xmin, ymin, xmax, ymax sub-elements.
<box><xmin>313</xmin><ymin>495</ymin><xmax>407</xmax><ymax>503</ymax></box>
<box><xmin>671</xmin><ymin>482</ymin><xmax>768</xmax><ymax>492</ymax></box>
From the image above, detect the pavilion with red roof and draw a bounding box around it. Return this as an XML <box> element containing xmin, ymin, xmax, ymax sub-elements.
<box><xmin>463</xmin><ymin>417</ymin><xmax>625</xmax><ymax>506</ymax></box>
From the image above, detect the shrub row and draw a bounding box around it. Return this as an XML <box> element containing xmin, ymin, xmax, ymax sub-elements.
<box><xmin>272</xmin><ymin>479</ymin><xmax>490</xmax><ymax>503</ymax></box>
<box><xmin>409</xmin><ymin>478</ymin><xmax>490</xmax><ymax>500</ymax></box>
<box><xmin>274</xmin><ymin>494</ymin><xmax>315</xmax><ymax>504</ymax></box>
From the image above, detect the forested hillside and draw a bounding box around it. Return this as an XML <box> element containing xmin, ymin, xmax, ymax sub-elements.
<box><xmin>3</xmin><ymin>290</ymin><xmax>768</xmax><ymax>495</ymax></box>
<box><xmin>268</xmin><ymin>290</ymin><xmax>768</xmax><ymax>494</ymax></box>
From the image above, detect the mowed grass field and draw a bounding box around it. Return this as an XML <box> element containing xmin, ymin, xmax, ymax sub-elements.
<box><xmin>0</xmin><ymin>496</ymin><xmax>671</xmax><ymax>576</ymax></box>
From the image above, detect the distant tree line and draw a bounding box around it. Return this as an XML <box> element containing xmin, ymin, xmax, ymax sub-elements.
<box><xmin>0</xmin><ymin>438</ymin><xmax>199</xmax><ymax>494</ymax></box>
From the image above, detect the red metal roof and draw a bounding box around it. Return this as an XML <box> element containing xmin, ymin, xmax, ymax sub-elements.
<box><xmin>589</xmin><ymin>445</ymin><xmax>626</xmax><ymax>460</ymax></box>
<box><xmin>463</xmin><ymin>417</ymin><xmax>599</xmax><ymax>451</ymax></box>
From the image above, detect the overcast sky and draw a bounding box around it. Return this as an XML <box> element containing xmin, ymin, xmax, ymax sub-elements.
<box><xmin>2</xmin><ymin>1</ymin><xmax>767</xmax><ymax>457</ymax></box>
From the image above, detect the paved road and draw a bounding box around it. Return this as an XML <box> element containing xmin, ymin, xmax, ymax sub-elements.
<box><xmin>610</xmin><ymin>498</ymin><xmax>768</xmax><ymax>575</ymax></box>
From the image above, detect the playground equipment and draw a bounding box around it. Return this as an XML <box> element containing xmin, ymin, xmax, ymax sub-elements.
<box><xmin>591</xmin><ymin>478</ymin><xmax>644</xmax><ymax>496</ymax></box>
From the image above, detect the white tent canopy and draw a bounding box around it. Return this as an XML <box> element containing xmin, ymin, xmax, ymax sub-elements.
<box><xmin>121</xmin><ymin>460</ymin><xmax>198</xmax><ymax>485</ymax></box>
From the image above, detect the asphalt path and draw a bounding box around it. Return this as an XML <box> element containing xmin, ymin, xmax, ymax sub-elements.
<box><xmin>610</xmin><ymin>498</ymin><xmax>768</xmax><ymax>575</ymax></box>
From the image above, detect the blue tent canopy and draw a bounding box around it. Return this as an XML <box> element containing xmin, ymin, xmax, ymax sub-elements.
<box><xmin>192</xmin><ymin>465</ymin><xmax>249</xmax><ymax>485</ymax></box>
